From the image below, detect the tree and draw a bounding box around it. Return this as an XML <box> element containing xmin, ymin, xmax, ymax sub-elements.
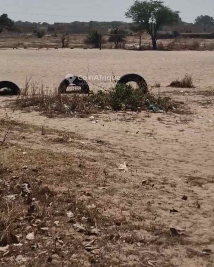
<box><xmin>108</xmin><ymin>28</ymin><xmax>127</xmax><ymax>49</ymax></box>
<box><xmin>195</xmin><ymin>15</ymin><xmax>214</xmax><ymax>27</ymax></box>
<box><xmin>0</xmin><ymin>13</ymin><xmax>14</xmax><ymax>32</ymax></box>
<box><xmin>84</xmin><ymin>30</ymin><xmax>101</xmax><ymax>48</ymax></box>
<box><xmin>36</xmin><ymin>30</ymin><xmax>45</xmax><ymax>38</ymax></box>
<box><xmin>126</xmin><ymin>0</ymin><xmax>179</xmax><ymax>50</ymax></box>
<box><xmin>61</xmin><ymin>34</ymin><xmax>70</xmax><ymax>48</ymax></box>
<box><xmin>131</xmin><ymin>24</ymin><xmax>145</xmax><ymax>50</ymax></box>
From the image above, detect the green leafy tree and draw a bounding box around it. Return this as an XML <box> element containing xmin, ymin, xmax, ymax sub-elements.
<box><xmin>108</xmin><ymin>28</ymin><xmax>127</xmax><ymax>49</ymax></box>
<box><xmin>195</xmin><ymin>15</ymin><xmax>214</xmax><ymax>27</ymax></box>
<box><xmin>0</xmin><ymin>13</ymin><xmax>14</xmax><ymax>33</ymax></box>
<box><xmin>84</xmin><ymin>30</ymin><xmax>101</xmax><ymax>48</ymax></box>
<box><xmin>36</xmin><ymin>30</ymin><xmax>45</xmax><ymax>38</ymax></box>
<box><xmin>126</xmin><ymin>0</ymin><xmax>179</xmax><ymax>50</ymax></box>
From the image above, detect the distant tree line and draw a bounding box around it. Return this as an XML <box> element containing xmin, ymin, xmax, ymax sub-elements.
<box><xmin>195</xmin><ymin>15</ymin><xmax>214</xmax><ymax>27</ymax></box>
<box><xmin>1</xmin><ymin>2</ymin><xmax>214</xmax><ymax>50</ymax></box>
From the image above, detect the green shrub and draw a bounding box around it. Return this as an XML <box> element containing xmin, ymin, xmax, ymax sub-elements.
<box><xmin>84</xmin><ymin>30</ymin><xmax>100</xmax><ymax>48</ymax></box>
<box><xmin>36</xmin><ymin>31</ymin><xmax>45</xmax><ymax>38</ymax></box>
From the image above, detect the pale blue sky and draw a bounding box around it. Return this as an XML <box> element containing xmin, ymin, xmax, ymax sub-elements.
<box><xmin>0</xmin><ymin>0</ymin><xmax>213</xmax><ymax>23</ymax></box>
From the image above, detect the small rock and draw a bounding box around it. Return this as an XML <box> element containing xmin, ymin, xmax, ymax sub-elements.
<box><xmin>66</xmin><ymin>211</ymin><xmax>74</xmax><ymax>219</ymax></box>
<box><xmin>16</xmin><ymin>255</ymin><xmax>28</xmax><ymax>262</ymax></box>
<box><xmin>0</xmin><ymin>245</ymin><xmax>9</xmax><ymax>253</ymax></box>
<box><xmin>182</xmin><ymin>195</ymin><xmax>188</xmax><ymax>201</ymax></box>
<box><xmin>88</xmin><ymin>227</ymin><xmax>99</xmax><ymax>235</ymax></box>
<box><xmin>118</xmin><ymin>162</ymin><xmax>128</xmax><ymax>172</ymax></box>
<box><xmin>51</xmin><ymin>253</ymin><xmax>60</xmax><ymax>260</ymax></box>
<box><xmin>26</xmin><ymin>232</ymin><xmax>35</xmax><ymax>241</ymax></box>
<box><xmin>54</xmin><ymin>221</ymin><xmax>60</xmax><ymax>227</ymax></box>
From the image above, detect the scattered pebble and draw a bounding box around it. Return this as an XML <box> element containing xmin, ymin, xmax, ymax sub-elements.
<box><xmin>0</xmin><ymin>246</ymin><xmax>9</xmax><ymax>253</ymax></box>
<box><xmin>54</xmin><ymin>221</ymin><xmax>60</xmax><ymax>227</ymax></box>
<box><xmin>26</xmin><ymin>232</ymin><xmax>35</xmax><ymax>241</ymax></box>
<box><xmin>118</xmin><ymin>162</ymin><xmax>128</xmax><ymax>172</ymax></box>
<box><xmin>66</xmin><ymin>211</ymin><xmax>74</xmax><ymax>219</ymax></box>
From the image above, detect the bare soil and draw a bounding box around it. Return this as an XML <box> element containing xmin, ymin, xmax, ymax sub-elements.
<box><xmin>1</xmin><ymin>49</ymin><xmax>214</xmax><ymax>91</ymax></box>
<box><xmin>0</xmin><ymin>50</ymin><xmax>214</xmax><ymax>267</ymax></box>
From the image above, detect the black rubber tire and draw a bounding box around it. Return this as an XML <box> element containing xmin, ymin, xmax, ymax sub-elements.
<box><xmin>117</xmin><ymin>74</ymin><xmax>148</xmax><ymax>93</ymax></box>
<box><xmin>58</xmin><ymin>76</ymin><xmax>90</xmax><ymax>94</ymax></box>
<box><xmin>0</xmin><ymin>81</ymin><xmax>20</xmax><ymax>95</ymax></box>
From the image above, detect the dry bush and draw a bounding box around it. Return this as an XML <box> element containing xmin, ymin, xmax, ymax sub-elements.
<box><xmin>166</xmin><ymin>40</ymin><xmax>178</xmax><ymax>50</ymax></box>
<box><xmin>163</xmin><ymin>40</ymin><xmax>203</xmax><ymax>51</ymax></box>
<box><xmin>153</xmin><ymin>82</ymin><xmax>161</xmax><ymax>88</ymax></box>
<box><xmin>16</xmin><ymin>90</ymin><xmax>95</xmax><ymax>117</ymax></box>
<box><xmin>157</xmin><ymin>42</ymin><xmax>164</xmax><ymax>50</ymax></box>
<box><xmin>203</xmin><ymin>42</ymin><xmax>214</xmax><ymax>51</ymax></box>
<box><xmin>188</xmin><ymin>41</ymin><xmax>201</xmax><ymax>50</ymax></box>
<box><xmin>169</xmin><ymin>74</ymin><xmax>195</xmax><ymax>88</ymax></box>
<box><xmin>14</xmin><ymin>84</ymin><xmax>179</xmax><ymax>117</ymax></box>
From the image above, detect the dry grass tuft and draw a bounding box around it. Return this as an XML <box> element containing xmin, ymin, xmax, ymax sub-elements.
<box><xmin>169</xmin><ymin>74</ymin><xmax>195</xmax><ymax>88</ymax></box>
<box><xmin>153</xmin><ymin>82</ymin><xmax>161</xmax><ymax>88</ymax></box>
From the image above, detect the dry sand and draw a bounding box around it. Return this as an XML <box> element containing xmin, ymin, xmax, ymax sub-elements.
<box><xmin>0</xmin><ymin>49</ymin><xmax>214</xmax><ymax>267</ymax></box>
<box><xmin>0</xmin><ymin>49</ymin><xmax>214</xmax><ymax>90</ymax></box>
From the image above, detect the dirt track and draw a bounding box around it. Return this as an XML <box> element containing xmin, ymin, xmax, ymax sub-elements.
<box><xmin>0</xmin><ymin>50</ymin><xmax>214</xmax><ymax>267</ymax></box>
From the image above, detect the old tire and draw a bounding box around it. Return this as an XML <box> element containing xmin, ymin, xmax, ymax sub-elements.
<box><xmin>0</xmin><ymin>81</ymin><xmax>20</xmax><ymax>95</ymax></box>
<box><xmin>58</xmin><ymin>76</ymin><xmax>90</xmax><ymax>94</ymax></box>
<box><xmin>117</xmin><ymin>74</ymin><xmax>148</xmax><ymax>93</ymax></box>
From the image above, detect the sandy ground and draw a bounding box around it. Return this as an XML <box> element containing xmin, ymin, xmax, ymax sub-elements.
<box><xmin>0</xmin><ymin>50</ymin><xmax>214</xmax><ymax>267</ymax></box>
<box><xmin>0</xmin><ymin>49</ymin><xmax>214</xmax><ymax>91</ymax></box>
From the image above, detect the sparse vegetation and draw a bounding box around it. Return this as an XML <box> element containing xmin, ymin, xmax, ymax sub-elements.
<box><xmin>153</xmin><ymin>82</ymin><xmax>161</xmax><ymax>88</ymax></box>
<box><xmin>108</xmin><ymin>28</ymin><xmax>127</xmax><ymax>49</ymax></box>
<box><xmin>84</xmin><ymin>30</ymin><xmax>101</xmax><ymax>48</ymax></box>
<box><xmin>36</xmin><ymin>31</ymin><xmax>46</xmax><ymax>38</ymax></box>
<box><xmin>14</xmin><ymin>84</ymin><xmax>179</xmax><ymax>117</ymax></box>
<box><xmin>169</xmin><ymin>74</ymin><xmax>195</xmax><ymax>88</ymax></box>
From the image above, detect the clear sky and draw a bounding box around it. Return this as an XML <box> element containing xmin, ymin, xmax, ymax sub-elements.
<box><xmin>0</xmin><ymin>0</ymin><xmax>213</xmax><ymax>24</ymax></box>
